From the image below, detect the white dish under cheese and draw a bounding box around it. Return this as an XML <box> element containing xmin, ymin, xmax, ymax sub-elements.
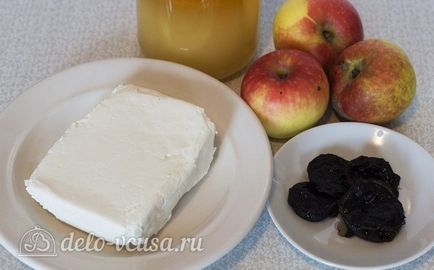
<box><xmin>25</xmin><ymin>84</ymin><xmax>216</xmax><ymax>244</ymax></box>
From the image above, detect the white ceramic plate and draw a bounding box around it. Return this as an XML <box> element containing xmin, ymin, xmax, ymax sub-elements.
<box><xmin>0</xmin><ymin>58</ymin><xmax>273</xmax><ymax>269</ymax></box>
<box><xmin>268</xmin><ymin>122</ymin><xmax>434</xmax><ymax>269</ymax></box>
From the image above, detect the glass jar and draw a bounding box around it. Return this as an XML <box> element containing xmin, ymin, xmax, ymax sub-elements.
<box><xmin>137</xmin><ymin>0</ymin><xmax>260</xmax><ymax>80</ymax></box>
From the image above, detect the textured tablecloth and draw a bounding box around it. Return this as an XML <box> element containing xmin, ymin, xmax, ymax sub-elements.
<box><xmin>1</xmin><ymin>0</ymin><xmax>433</xmax><ymax>269</ymax></box>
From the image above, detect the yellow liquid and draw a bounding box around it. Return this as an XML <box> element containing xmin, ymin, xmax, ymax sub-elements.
<box><xmin>137</xmin><ymin>0</ymin><xmax>260</xmax><ymax>80</ymax></box>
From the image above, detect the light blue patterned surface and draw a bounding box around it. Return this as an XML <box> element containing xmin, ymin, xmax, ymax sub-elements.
<box><xmin>0</xmin><ymin>0</ymin><xmax>433</xmax><ymax>269</ymax></box>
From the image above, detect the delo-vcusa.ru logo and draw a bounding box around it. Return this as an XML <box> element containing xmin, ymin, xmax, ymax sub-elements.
<box><xmin>18</xmin><ymin>226</ymin><xmax>204</xmax><ymax>256</ymax></box>
<box><xmin>19</xmin><ymin>226</ymin><xmax>57</xmax><ymax>257</ymax></box>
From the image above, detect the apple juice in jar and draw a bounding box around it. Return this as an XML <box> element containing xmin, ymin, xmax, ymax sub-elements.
<box><xmin>136</xmin><ymin>0</ymin><xmax>260</xmax><ymax>80</ymax></box>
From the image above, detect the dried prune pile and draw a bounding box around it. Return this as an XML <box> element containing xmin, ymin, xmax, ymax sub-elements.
<box><xmin>287</xmin><ymin>153</ymin><xmax>405</xmax><ymax>243</ymax></box>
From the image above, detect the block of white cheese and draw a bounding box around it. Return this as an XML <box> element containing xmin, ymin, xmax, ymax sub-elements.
<box><xmin>25</xmin><ymin>84</ymin><xmax>216</xmax><ymax>244</ymax></box>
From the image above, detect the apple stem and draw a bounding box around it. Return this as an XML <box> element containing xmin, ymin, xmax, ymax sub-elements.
<box><xmin>277</xmin><ymin>71</ymin><xmax>288</xmax><ymax>80</ymax></box>
<box><xmin>351</xmin><ymin>67</ymin><xmax>361</xmax><ymax>79</ymax></box>
<box><xmin>322</xmin><ymin>30</ymin><xmax>334</xmax><ymax>43</ymax></box>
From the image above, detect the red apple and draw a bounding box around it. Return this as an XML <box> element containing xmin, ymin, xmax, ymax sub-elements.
<box><xmin>329</xmin><ymin>39</ymin><xmax>416</xmax><ymax>123</ymax></box>
<box><xmin>241</xmin><ymin>50</ymin><xmax>329</xmax><ymax>139</ymax></box>
<box><xmin>273</xmin><ymin>0</ymin><xmax>363</xmax><ymax>68</ymax></box>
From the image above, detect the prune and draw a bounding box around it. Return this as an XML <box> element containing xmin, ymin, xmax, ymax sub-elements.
<box><xmin>339</xmin><ymin>179</ymin><xmax>405</xmax><ymax>243</ymax></box>
<box><xmin>349</xmin><ymin>156</ymin><xmax>400</xmax><ymax>196</ymax></box>
<box><xmin>288</xmin><ymin>182</ymin><xmax>337</xmax><ymax>222</ymax></box>
<box><xmin>307</xmin><ymin>154</ymin><xmax>350</xmax><ymax>198</ymax></box>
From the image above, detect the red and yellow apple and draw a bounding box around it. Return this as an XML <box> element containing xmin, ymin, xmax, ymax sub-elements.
<box><xmin>273</xmin><ymin>0</ymin><xmax>363</xmax><ymax>68</ymax></box>
<box><xmin>329</xmin><ymin>39</ymin><xmax>416</xmax><ymax>123</ymax></box>
<box><xmin>241</xmin><ymin>50</ymin><xmax>329</xmax><ymax>139</ymax></box>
